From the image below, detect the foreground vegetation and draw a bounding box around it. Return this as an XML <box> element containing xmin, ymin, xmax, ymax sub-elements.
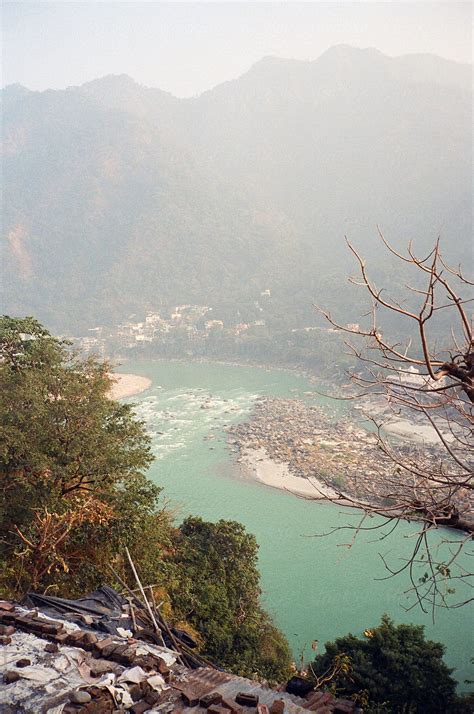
<box><xmin>310</xmin><ymin>615</ymin><xmax>470</xmax><ymax>713</ymax></box>
<box><xmin>0</xmin><ymin>316</ymin><xmax>292</xmax><ymax>681</ymax></box>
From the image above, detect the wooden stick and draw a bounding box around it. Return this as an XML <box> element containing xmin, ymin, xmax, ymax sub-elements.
<box><xmin>121</xmin><ymin>584</ymin><xmax>162</xmax><ymax>595</ymax></box>
<box><xmin>107</xmin><ymin>562</ymin><xmax>183</xmax><ymax>655</ymax></box>
<box><xmin>106</xmin><ymin>563</ymin><xmax>143</xmax><ymax>609</ymax></box>
<box><xmin>151</xmin><ymin>596</ymin><xmax>187</xmax><ymax>667</ymax></box>
<box><xmin>179</xmin><ymin>641</ymin><xmax>218</xmax><ymax>669</ymax></box>
<box><xmin>125</xmin><ymin>547</ymin><xmax>164</xmax><ymax>644</ymax></box>
<box><xmin>127</xmin><ymin>597</ymin><xmax>138</xmax><ymax>634</ymax></box>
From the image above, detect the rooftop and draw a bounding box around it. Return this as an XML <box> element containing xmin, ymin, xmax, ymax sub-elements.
<box><xmin>0</xmin><ymin>588</ymin><xmax>361</xmax><ymax>714</ymax></box>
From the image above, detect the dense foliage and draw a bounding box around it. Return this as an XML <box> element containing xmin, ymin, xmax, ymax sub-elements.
<box><xmin>310</xmin><ymin>615</ymin><xmax>458</xmax><ymax>713</ymax></box>
<box><xmin>169</xmin><ymin>517</ymin><xmax>292</xmax><ymax>680</ymax></box>
<box><xmin>0</xmin><ymin>316</ymin><xmax>292</xmax><ymax>680</ymax></box>
<box><xmin>0</xmin><ymin>316</ymin><xmax>157</xmax><ymax>592</ymax></box>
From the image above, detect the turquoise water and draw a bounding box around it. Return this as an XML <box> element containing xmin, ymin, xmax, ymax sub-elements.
<box><xmin>119</xmin><ymin>360</ymin><xmax>473</xmax><ymax>689</ymax></box>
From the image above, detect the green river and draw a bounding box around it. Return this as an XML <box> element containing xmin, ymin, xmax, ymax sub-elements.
<box><xmin>119</xmin><ymin>360</ymin><xmax>473</xmax><ymax>689</ymax></box>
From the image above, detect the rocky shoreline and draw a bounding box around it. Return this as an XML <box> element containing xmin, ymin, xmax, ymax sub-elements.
<box><xmin>238</xmin><ymin>445</ymin><xmax>344</xmax><ymax>500</ymax></box>
<box><xmin>226</xmin><ymin>397</ymin><xmax>471</xmax><ymax>515</ymax></box>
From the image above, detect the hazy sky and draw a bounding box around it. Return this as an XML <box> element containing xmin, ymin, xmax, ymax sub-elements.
<box><xmin>2</xmin><ymin>1</ymin><xmax>472</xmax><ymax>97</ymax></box>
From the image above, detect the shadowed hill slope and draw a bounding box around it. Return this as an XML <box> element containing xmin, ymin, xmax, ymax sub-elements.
<box><xmin>2</xmin><ymin>46</ymin><xmax>471</xmax><ymax>332</ymax></box>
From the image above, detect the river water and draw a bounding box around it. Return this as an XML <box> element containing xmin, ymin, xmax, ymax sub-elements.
<box><xmin>119</xmin><ymin>359</ymin><xmax>473</xmax><ymax>688</ymax></box>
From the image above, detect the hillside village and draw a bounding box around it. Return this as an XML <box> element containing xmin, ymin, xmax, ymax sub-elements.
<box><xmin>75</xmin><ymin>303</ymin><xmax>268</xmax><ymax>355</ymax></box>
<box><xmin>72</xmin><ymin>299</ymin><xmax>349</xmax><ymax>360</ymax></box>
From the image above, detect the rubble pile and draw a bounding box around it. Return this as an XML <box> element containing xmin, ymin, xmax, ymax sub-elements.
<box><xmin>0</xmin><ymin>595</ymin><xmax>361</xmax><ymax>714</ymax></box>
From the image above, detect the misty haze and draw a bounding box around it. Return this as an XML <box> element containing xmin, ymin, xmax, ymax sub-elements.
<box><xmin>1</xmin><ymin>3</ymin><xmax>472</xmax><ymax>713</ymax></box>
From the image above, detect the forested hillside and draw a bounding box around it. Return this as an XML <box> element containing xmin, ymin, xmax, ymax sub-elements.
<box><xmin>2</xmin><ymin>46</ymin><xmax>471</xmax><ymax>332</ymax></box>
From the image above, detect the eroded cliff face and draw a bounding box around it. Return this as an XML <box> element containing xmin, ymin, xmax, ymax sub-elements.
<box><xmin>7</xmin><ymin>223</ymin><xmax>33</xmax><ymax>280</ymax></box>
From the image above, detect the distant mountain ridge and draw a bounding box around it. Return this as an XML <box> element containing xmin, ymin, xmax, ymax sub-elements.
<box><xmin>2</xmin><ymin>46</ymin><xmax>471</xmax><ymax>332</ymax></box>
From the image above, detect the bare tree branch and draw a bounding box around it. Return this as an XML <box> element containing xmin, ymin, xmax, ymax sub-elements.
<box><xmin>313</xmin><ymin>235</ymin><xmax>473</xmax><ymax>612</ymax></box>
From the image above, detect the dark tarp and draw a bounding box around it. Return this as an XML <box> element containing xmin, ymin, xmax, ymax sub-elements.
<box><xmin>24</xmin><ymin>586</ymin><xmax>197</xmax><ymax>649</ymax></box>
<box><xmin>25</xmin><ymin>586</ymin><xmax>138</xmax><ymax>636</ymax></box>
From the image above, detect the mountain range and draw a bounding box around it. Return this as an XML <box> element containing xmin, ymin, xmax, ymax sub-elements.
<box><xmin>2</xmin><ymin>45</ymin><xmax>471</xmax><ymax>333</ymax></box>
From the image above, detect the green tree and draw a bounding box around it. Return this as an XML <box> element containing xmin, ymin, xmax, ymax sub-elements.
<box><xmin>169</xmin><ymin>516</ymin><xmax>293</xmax><ymax>681</ymax></box>
<box><xmin>310</xmin><ymin>615</ymin><xmax>458</xmax><ymax>713</ymax></box>
<box><xmin>0</xmin><ymin>317</ymin><xmax>292</xmax><ymax>684</ymax></box>
<box><xmin>0</xmin><ymin>315</ymin><xmax>155</xmax><ymax>594</ymax></box>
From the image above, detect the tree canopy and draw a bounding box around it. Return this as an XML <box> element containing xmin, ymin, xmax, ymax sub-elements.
<box><xmin>310</xmin><ymin>615</ymin><xmax>458</xmax><ymax>713</ymax></box>
<box><xmin>169</xmin><ymin>517</ymin><xmax>292</xmax><ymax>680</ymax></box>
<box><xmin>0</xmin><ymin>315</ymin><xmax>155</xmax><ymax>592</ymax></box>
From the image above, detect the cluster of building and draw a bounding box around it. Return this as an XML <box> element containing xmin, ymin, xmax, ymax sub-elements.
<box><xmin>385</xmin><ymin>365</ymin><xmax>445</xmax><ymax>390</ymax></box>
<box><xmin>117</xmin><ymin>306</ymin><xmax>214</xmax><ymax>348</ymax></box>
<box><xmin>71</xmin><ymin>290</ymin><xmax>364</xmax><ymax>359</ymax></box>
<box><xmin>290</xmin><ymin>323</ymin><xmax>360</xmax><ymax>335</ymax></box>
<box><xmin>74</xmin><ymin>303</ymin><xmax>270</xmax><ymax>355</ymax></box>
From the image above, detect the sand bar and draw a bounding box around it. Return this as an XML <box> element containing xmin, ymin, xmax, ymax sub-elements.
<box><xmin>239</xmin><ymin>446</ymin><xmax>341</xmax><ymax>500</ymax></box>
<box><xmin>109</xmin><ymin>373</ymin><xmax>152</xmax><ymax>400</ymax></box>
<box><xmin>382</xmin><ymin>419</ymin><xmax>453</xmax><ymax>445</ymax></box>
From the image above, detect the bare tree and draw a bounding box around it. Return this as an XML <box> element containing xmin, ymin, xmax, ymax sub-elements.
<box><xmin>313</xmin><ymin>233</ymin><xmax>473</xmax><ymax>614</ymax></box>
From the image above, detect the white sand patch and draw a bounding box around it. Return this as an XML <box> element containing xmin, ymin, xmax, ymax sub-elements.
<box><xmin>109</xmin><ymin>373</ymin><xmax>152</xmax><ymax>400</ymax></box>
<box><xmin>239</xmin><ymin>447</ymin><xmax>341</xmax><ymax>499</ymax></box>
<box><xmin>382</xmin><ymin>419</ymin><xmax>454</xmax><ymax>445</ymax></box>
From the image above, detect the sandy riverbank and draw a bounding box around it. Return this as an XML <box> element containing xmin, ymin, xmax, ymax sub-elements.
<box><xmin>239</xmin><ymin>446</ymin><xmax>341</xmax><ymax>500</ymax></box>
<box><xmin>381</xmin><ymin>419</ymin><xmax>453</xmax><ymax>445</ymax></box>
<box><xmin>109</xmin><ymin>373</ymin><xmax>152</xmax><ymax>400</ymax></box>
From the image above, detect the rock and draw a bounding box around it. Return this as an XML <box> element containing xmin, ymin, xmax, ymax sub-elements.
<box><xmin>145</xmin><ymin>690</ymin><xmax>165</xmax><ymax>706</ymax></box>
<box><xmin>0</xmin><ymin>602</ymin><xmax>15</xmax><ymax>611</ymax></box>
<box><xmin>44</xmin><ymin>642</ymin><xmax>59</xmax><ymax>653</ymax></box>
<box><xmin>70</xmin><ymin>689</ymin><xmax>92</xmax><ymax>704</ymax></box>
<box><xmin>201</xmin><ymin>692</ymin><xmax>223</xmax><ymax>708</ymax></box>
<box><xmin>54</xmin><ymin>632</ymin><xmax>69</xmax><ymax>644</ymax></box>
<box><xmin>179</xmin><ymin>687</ymin><xmax>200</xmax><ymax>707</ymax></box>
<box><xmin>0</xmin><ymin>625</ymin><xmax>15</xmax><ymax>636</ymax></box>
<box><xmin>15</xmin><ymin>658</ymin><xmax>31</xmax><ymax>667</ymax></box>
<box><xmin>89</xmin><ymin>659</ymin><xmax>122</xmax><ymax>677</ymax></box>
<box><xmin>80</xmin><ymin>631</ymin><xmax>98</xmax><ymax>648</ymax></box>
<box><xmin>4</xmin><ymin>671</ymin><xmax>20</xmax><ymax>684</ymax></box>
<box><xmin>236</xmin><ymin>693</ymin><xmax>259</xmax><ymax>707</ymax></box>
<box><xmin>270</xmin><ymin>700</ymin><xmax>285</xmax><ymax>714</ymax></box>
<box><xmin>220</xmin><ymin>698</ymin><xmax>242</xmax><ymax>714</ymax></box>
<box><xmin>65</xmin><ymin>630</ymin><xmax>85</xmax><ymax>646</ymax></box>
<box><xmin>92</xmin><ymin>636</ymin><xmax>115</xmax><ymax>654</ymax></box>
<box><xmin>130</xmin><ymin>702</ymin><xmax>151</xmax><ymax>714</ymax></box>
